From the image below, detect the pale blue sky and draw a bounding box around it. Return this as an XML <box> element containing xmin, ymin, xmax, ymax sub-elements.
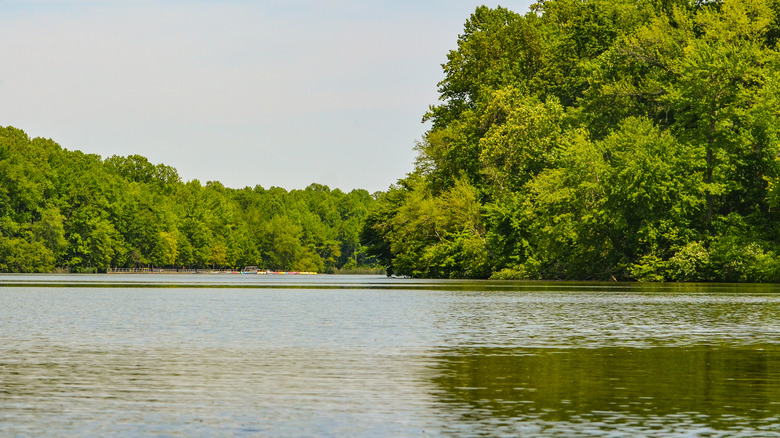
<box><xmin>1</xmin><ymin>1</ymin><xmax>536</xmax><ymax>192</ymax></box>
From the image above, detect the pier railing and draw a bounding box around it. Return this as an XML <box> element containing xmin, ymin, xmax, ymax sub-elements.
<box><xmin>107</xmin><ymin>267</ymin><xmax>238</xmax><ymax>274</ymax></box>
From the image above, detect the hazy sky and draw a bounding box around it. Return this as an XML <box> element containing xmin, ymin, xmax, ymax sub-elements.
<box><xmin>1</xmin><ymin>0</ymin><xmax>536</xmax><ymax>192</ymax></box>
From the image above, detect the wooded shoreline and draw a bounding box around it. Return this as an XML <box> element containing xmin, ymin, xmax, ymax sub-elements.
<box><xmin>0</xmin><ymin>126</ymin><xmax>379</xmax><ymax>275</ymax></box>
<box><xmin>5</xmin><ymin>1</ymin><xmax>780</xmax><ymax>282</ymax></box>
<box><xmin>362</xmin><ymin>0</ymin><xmax>780</xmax><ymax>282</ymax></box>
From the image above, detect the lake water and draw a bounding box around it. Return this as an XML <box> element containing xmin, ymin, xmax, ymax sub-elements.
<box><xmin>1</xmin><ymin>274</ymin><xmax>780</xmax><ymax>437</ymax></box>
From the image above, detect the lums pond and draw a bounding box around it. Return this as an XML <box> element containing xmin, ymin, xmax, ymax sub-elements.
<box><xmin>1</xmin><ymin>275</ymin><xmax>779</xmax><ymax>436</ymax></box>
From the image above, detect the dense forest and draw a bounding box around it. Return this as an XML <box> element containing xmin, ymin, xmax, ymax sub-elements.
<box><xmin>361</xmin><ymin>0</ymin><xmax>780</xmax><ymax>281</ymax></box>
<box><xmin>0</xmin><ymin>126</ymin><xmax>376</xmax><ymax>273</ymax></box>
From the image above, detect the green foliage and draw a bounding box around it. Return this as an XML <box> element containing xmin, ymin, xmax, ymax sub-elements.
<box><xmin>706</xmin><ymin>214</ymin><xmax>780</xmax><ymax>282</ymax></box>
<box><xmin>479</xmin><ymin>89</ymin><xmax>566</xmax><ymax>192</ymax></box>
<box><xmin>363</xmin><ymin>0</ymin><xmax>780</xmax><ymax>282</ymax></box>
<box><xmin>0</xmin><ymin>126</ymin><xmax>376</xmax><ymax>273</ymax></box>
<box><xmin>0</xmin><ymin>237</ymin><xmax>55</xmax><ymax>273</ymax></box>
<box><xmin>665</xmin><ymin>241</ymin><xmax>710</xmax><ymax>281</ymax></box>
<box><xmin>363</xmin><ymin>177</ymin><xmax>488</xmax><ymax>278</ymax></box>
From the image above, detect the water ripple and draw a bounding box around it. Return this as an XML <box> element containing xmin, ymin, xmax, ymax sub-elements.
<box><xmin>2</xmin><ymin>275</ymin><xmax>780</xmax><ymax>436</ymax></box>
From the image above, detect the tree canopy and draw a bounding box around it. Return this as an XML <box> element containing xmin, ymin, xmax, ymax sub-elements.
<box><xmin>0</xmin><ymin>126</ymin><xmax>377</xmax><ymax>273</ymax></box>
<box><xmin>362</xmin><ymin>0</ymin><xmax>780</xmax><ymax>282</ymax></box>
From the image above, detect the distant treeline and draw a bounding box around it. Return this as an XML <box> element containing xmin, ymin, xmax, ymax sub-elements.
<box><xmin>361</xmin><ymin>0</ymin><xmax>780</xmax><ymax>281</ymax></box>
<box><xmin>0</xmin><ymin>126</ymin><xmax>377</xmax><ymax>273</ymax></box>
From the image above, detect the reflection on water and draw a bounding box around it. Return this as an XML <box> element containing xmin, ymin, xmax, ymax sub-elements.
<box><xmin>431</xmin><ymin>346</ymin><xmax>780</xmax><ymax>436</ymax></box>
<box><xmin>1</xmin><ymin>275</ymin><xmax>780</xmax><ymax>436</ymax></box>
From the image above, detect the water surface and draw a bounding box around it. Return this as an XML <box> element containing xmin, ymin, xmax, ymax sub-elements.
<box><xmin>1</xmin><ymin>274</ymin><xmax>779</xmax><ymax>436</ymax></box>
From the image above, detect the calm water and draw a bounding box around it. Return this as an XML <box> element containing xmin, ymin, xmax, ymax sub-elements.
<box><xmin>1</xmin><ymin>274</ymin><xmax>780</xmax><ymax>437</ymax></box>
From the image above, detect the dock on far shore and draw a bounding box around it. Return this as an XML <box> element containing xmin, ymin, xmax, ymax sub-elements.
<box><xmin>106</xmin><ymin>267</ymin><xmax>317</xmax><ymax>275</ymax></box>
